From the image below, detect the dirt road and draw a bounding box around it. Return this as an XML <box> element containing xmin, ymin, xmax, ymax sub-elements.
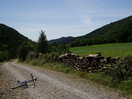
<box><xmin>0</xmin><ymin>62</ymin><xmax>126</xmax><ymax>99</ymax></box>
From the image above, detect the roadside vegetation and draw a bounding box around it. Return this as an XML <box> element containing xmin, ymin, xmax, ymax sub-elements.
<box><xmin>25</xmin><ymin>55</ymin><xmax>132</xmax><ymax>98</ymax></box>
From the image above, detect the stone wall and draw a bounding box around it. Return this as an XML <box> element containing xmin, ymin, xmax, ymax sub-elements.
<box><xmin>27</xmin><ymin>52</ymin><xmax>120</xmax><ymax>72</ymax></box>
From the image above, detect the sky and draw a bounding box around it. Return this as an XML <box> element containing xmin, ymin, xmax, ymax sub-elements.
<box><xmin>0</xmin><ymin>0</ymin><xmax>132</xmax><ymax>41</ymax></box>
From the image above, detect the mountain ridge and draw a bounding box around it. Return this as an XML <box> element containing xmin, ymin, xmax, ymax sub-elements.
<box><xmin>49</xmin><ymin>36</ymin><xmax>75</xmax><ymax>45</ymax></box>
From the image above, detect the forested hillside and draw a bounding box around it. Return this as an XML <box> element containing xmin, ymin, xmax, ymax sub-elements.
<box><xmin>0</xmin><ymin>24</ymin><xmax>33</xmax><ymax>61</ymax></box>
<box><xmin>70</xmin><ymin>16</ymin><xmax>132</xmax><ymax>46</ymax></box>
<box><xmin>49</xmin><ymin>36</ymin><xmax>74</xmax><ymax>45</ymax></box>
<box><xmin>49</xmin><ymin>16</ymin><xmax>132</xmax><ymax>47</ymax></box>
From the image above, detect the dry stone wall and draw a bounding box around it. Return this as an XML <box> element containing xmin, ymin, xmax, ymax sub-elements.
<box><xmin>57</xmin><ymin>53</ymin><xmax>120</xmax><ymax>72</ymax></box>
<box><xmin>27</xmin><ymin>52</ymin><xmax>120</xmax><ymax>72</ymax></box>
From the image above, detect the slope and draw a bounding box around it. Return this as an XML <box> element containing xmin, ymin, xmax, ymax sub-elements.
<box><xmin>0</xmin><ymin>24</ymin><xmax>33</xmax><ymax>60</ymax></box>
<box><xmin>49</xmin><ymin>16</ymin><xmax>132</xmax><ymax>46</ymax></box>
<box><xmin>71</xmin><ymin>16</ymin><xmax>132</xmax><ymax>46</ymax></box>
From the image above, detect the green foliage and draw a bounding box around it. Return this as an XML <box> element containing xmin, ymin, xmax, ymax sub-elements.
<box><xmin>0</xmin><ymin>43</ymin><xmax>9</xmax><ymax>61</ymax></box>
<box><xmin>0</xmin><ymin>51</ymin><xmax>9</xmax><ymax>62</ymax></box>
<box><xmin>105</xmin><ymin>55</ymin><xmax>132</xmax><ymax>87</ymax></box>
<box><xmin>37</xmin><ymin>30</ymin><xmax>49</xmax><ymax>54</ymax></box>
<box><xmin>70</xmin><ymin>42</ymin><xmax>132</xmax><ymax>57</ymax></box>
<box><xmin>26</xmin><ymin>59</ymin><xmax>76</xmax><ymax>74</ymax></box>
<box><xmin>17</xmin><ymin>42</ymin><xmax>34</xmax><ymax>61</ymax></box>
<box><xmin>49</xmin><ymin>43</ymin><xmax>70</xmax><ymax>56</ymax></box>
<box><xmin>49</xmin><ymin>36</ymin><xmax>74</xmax><ymax>45</ymax></box>
<box><xmin>57</xmin><ymin>44</ymin><xmax>70</xmax><ymax>53</ymax></box>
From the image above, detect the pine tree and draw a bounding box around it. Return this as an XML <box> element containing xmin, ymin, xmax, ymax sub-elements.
<box><xmin>37</xmin><ymin>30</ymin><xmax>48</xmax><ymax>54</ymax></box>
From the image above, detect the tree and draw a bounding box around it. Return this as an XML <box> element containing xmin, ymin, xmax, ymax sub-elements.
<box><xmin>37</xmin><ymin>30</ymin><xmax>49</xmax><ymax>54</ymax></box>
<box><xmin>0</xmin><ymin>44</ymin><xmax>9</xmax><ymax>61</ymax></box>
<box><xmin>17</xmin><ymin>42</ymin><xmax>33</xmax><ymax>61</ymax></box>
<box><xmin>0</xmin><ymin>51</ymin><xmax>9</xmax><ymax>62</ymax></box>
<box><xmin>58</xmin><ymin>43</ymin><xmax>70</xmax><ymax>53</ymax></box>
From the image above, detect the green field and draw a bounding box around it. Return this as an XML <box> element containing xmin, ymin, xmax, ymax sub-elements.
<box><xmin>70</xmin><ymin>42</ymin><xmax>132</xmax><ymax>58</ymax></box>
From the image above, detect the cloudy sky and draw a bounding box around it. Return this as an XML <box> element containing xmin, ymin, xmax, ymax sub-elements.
<box><xmin>0</xmin><ymin>0</ymin><xmax>132</xmax><ymax>41</ymax></box>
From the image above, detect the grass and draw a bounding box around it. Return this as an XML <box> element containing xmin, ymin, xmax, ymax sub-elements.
<box><xmin>118</xmin><ymin>78</ymin><xmax>132</xmax><ymax>98</ymax></box>
<box><xmin>70</xmin><ymin>42</ymin><xmax>132</xmax><ymax>58</ymax></box>
<box><xmin>24</xmin><ymin>42</ymin><xmax>132</xmax><ymax>98</ymax></box>
<box><xmin>26</xmin><ymin>59</ymin><xmax>108</xmax><ymax>84</ymax></box>
<box><xmin>25</xmin><ymin>59</ymin><xmax>114</xmax><ymax>87</ymax></box>
<box><xmin>25</xmin><ymin>59</ymin><xmax>132</xmax><ymax>98</ymax></box>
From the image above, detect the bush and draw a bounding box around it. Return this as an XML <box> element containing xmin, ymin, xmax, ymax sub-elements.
<box><xmin>17</xmin><ymin>42</ymin><xmax>33</xmax><ymax>61</ymax></box>
<box><xmin>105</xmin><ymin>55</ymin><xmax>132</xmax><ymax>87</ymax></box>
<box><xmin>0</xmin><ymin>51</ymin><xmax>9</xmax><ymax>62</ymax></box>
<box><xmin>50</xmin><ymin>43</ymin><xmax>70</xmax><ymax>56</ymax></box>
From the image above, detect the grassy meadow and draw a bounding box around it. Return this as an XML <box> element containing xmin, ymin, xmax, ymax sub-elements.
<box><xmin>70</xmin><ymin>42</ymin><xmax>132</xmax><ymax>58</ymax></box>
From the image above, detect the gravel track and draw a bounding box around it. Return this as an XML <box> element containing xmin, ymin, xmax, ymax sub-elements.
<box><xmin>1</xmin><ymin>62</ymin><xmax>126</xmax><ymax>99</ymax></box>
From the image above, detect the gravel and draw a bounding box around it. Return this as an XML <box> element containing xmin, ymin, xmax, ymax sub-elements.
<box><xmin>0</xmin><ymin>63</ymin><xmax>30</xmax><ymax>99</ymax></box>
<box><xmin>0</xmin><ymin>62</ymin><xmax>127</xmax><ymax>99</ymax></box>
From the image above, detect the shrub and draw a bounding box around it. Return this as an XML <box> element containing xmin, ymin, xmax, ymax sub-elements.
<box><xmin>105</xmin><ymin>55</ymin><xmax>132</xmax><ymax>87</ymax></box>
<box><xmin>17</xmin><ymin>42</ymin><xmax>33</xmax><ymax>61</ymax></box>
<box><xmin>0</xmin><ymin>51</ymin><xmax>9</xmax><ymax>62</ymax></box>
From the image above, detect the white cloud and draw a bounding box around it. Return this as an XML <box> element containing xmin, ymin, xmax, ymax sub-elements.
<box><xmin>80</xmin><ymin>15</ymin><xmax>93</xmax><ymax>26</ymax></box>
<box><xmin>1</xmin><ymin>0</ymin><xmax>131</xmax><ymax>41</ymax></box>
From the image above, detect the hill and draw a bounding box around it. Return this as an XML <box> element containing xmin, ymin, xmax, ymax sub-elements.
<box><xmin>0</xmin><ymin>24</ymin><xmax>33</xmax><ymax>60</ymax></box>
<box><xmin>71</xmin><ymin>16</ymin><xmax>132</xmax><ymax>46</ymax></box>
<box><xmin>49</xmin><ymin>16</ymin><xmax>132</xmax><ymax>46</ymax></box>
<box><xmin>49</xmin><ymin>36</ymin><xmax>74</xmax><ymax>45</ymax></box>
